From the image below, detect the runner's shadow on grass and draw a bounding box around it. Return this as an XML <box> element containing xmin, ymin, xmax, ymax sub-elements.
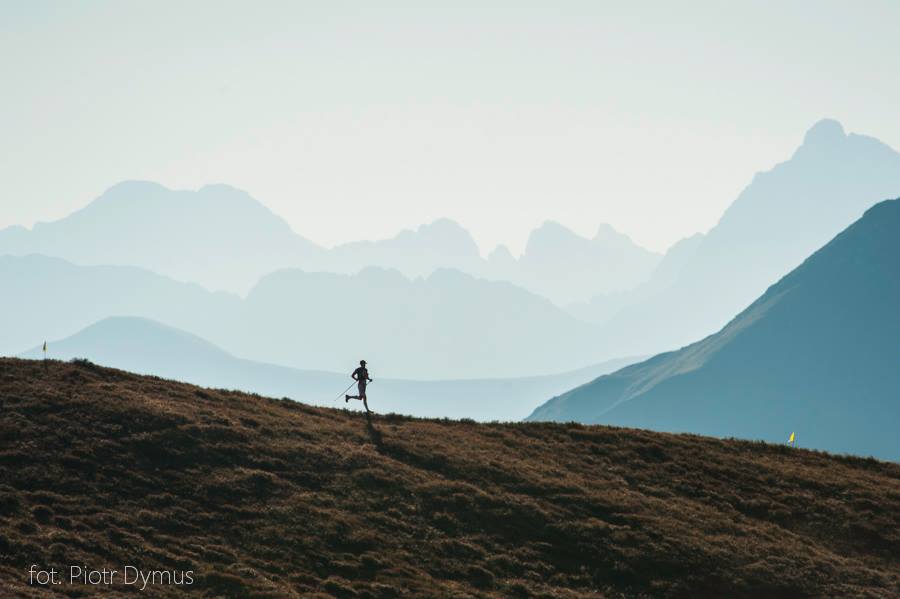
<box><xmin>364</xmin><ymin>411</ymin><xmax>384</xmax><ymax>449</ymax></box>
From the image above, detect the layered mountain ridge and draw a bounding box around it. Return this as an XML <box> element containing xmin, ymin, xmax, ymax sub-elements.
<box><xmin>0</xmin><ymin>182</ymin><xmax>658</xmax><ymax>303</ymax></box>
<box><xmin>529</xmin><ymin>198</ymin><xmax>900</xmax><ymax>461</ymax></box>
<box><xmin>588</xmin><ymin>118</ymin><xmax>900</xmax><ymax>355</ymax></box>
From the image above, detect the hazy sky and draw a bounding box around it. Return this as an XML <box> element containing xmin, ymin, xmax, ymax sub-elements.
<box><xmin>2</xmin><ymin>1</ymin><xmax>899</xmax><ymax>254</ymax></box>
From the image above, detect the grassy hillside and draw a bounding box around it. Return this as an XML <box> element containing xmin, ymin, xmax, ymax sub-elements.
<box><xmin>19</xmin><ymin>316</ymin><xmax>640</xmax><ymax>422</ymax></box>
<box><xmin>1</xmin><ymin>358</ymin><xmax>898</xmax><ymax>597</ymax></box>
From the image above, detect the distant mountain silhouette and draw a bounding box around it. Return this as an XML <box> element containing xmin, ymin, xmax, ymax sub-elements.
<box><xmin>0</xmin><ymin>182</ymin><xmax>658</xmax><ymax>303</ymax></box>
<box><xmin>567</xmin><ymin>232</ymin><xmax>704</xmax><ymax>324</ymax></box>
<box><xmin>0</xmin><ymin>181</ymin><xmax>322</xmax><ymax>293</ymax></box>
<box><xmin>6</xmin><ymin>119</ymin><xmax>896</xmax><ymax>372</ymax></box>
<box><xmin>486</xmin><ymin>222</ymin><xmax>661</xmax><ymax>305</ymax></box>
<box><xmin>1</xmin><ymin>255</ymin><xmax>613</xmax><ymax>379</ymax></box>
<box><xmin>529</xmin><ymin>198</ymin><xmax>900</xmax><ymax>461</ymax></box>
<box><xmin>0</xmin><ymin>254</ymin><xmax>240</xmax><ymax>357</ymax></box>
<box><xmin>313</xmin><ymin>218</ymin><xmax>661</xmax><ymax>304</ymax></box>
<box><xmin>327</xmin><ymin>219</ymin><xmax>661</xmax><ymax>304</ymax></box>
<box><xmin>20</xmin><ymin>317</ymin><xmax>639</xmax><ymax>421</ymax></box>
<box><xmin>235</xmin><ymin>267</ymin><xmax>606</xmax><ymax>378</ymax></box>
<box><xmin>326</xmin><ymin>218</ymin><xmax>484</xmax><ymax>279</ymax></box>
<box><xmin>590</xmin><ymin>119</ymin><xmax>900</xmax><ymax>357</ymax></box>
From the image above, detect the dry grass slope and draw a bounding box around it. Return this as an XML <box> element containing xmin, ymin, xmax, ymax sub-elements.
<box><xmin>0</xmin><ymin>358</ymin><xmax>898</xmax><ymax>597</ymax></box>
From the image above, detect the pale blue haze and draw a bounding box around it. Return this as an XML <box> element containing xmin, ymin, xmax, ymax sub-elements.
<box><xmin>3</xmin><ymin>1</ymin><xmax>900</xmax><ymax>253</ymax></box>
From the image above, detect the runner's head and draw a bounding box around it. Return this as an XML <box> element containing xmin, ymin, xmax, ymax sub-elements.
<box><xmin>360</xmin><ymin>360</ymin><xmax>367</xmax><ymax>366</ymax></box>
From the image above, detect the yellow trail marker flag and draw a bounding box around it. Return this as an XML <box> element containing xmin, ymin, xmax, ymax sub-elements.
<box><xmin>788</xmin><ymin>432</ymin><xmax>795</xmax><ymax>446</ymax></box>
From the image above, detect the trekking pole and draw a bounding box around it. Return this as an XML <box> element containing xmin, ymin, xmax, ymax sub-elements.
<box><xmin>332</xmin><ymin>381</ymin><xmax>357</xmax><ymax>403</ymax></box>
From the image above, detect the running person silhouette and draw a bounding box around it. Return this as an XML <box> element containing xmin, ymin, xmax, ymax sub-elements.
<box><xmin>346</xmin><ymin>360</ymin><xmax>372</xmax><ymax>413</ymax></box>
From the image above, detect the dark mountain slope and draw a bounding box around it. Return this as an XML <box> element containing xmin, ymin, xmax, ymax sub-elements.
<box><xmin>529</xmin><ymin>198</ymin><xmax>900</xmax><ymax>461</ymax></box>
<box><xmin>0</xmin><ymin>358</ymin><xmax>897</xmax><ymax>597</ymax></box>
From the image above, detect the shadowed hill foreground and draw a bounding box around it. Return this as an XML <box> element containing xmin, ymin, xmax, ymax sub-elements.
<box><xmin>1</xmin><ymin>359</ymin><xmax>898</xmax><ymax>597</ymax></box>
